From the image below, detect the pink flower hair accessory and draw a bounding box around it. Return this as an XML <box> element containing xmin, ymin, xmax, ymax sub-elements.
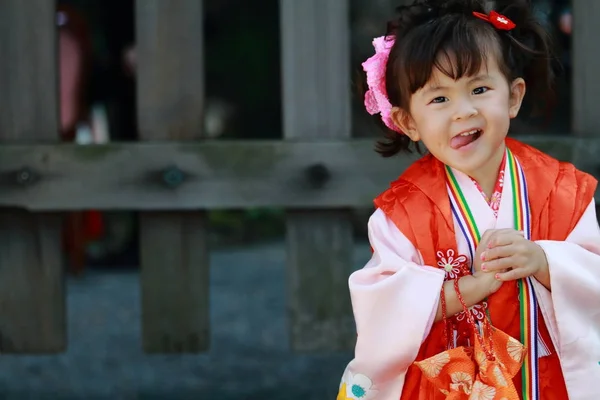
<box><xmin>361</xmin><ymin>35</ymin><xmax>403</xmax><ymax>133</ymax></box>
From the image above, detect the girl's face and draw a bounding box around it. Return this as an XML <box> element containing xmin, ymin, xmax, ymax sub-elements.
<box><xmin>393</xmin><ymin>53</ymin><xmax>526</xmax><ymax>183</ymax></box>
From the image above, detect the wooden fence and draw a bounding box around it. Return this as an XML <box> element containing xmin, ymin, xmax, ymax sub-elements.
<box><xmin>0</xmin><ymin>0</ymin><xmax>598</xmax><ymax>355</ymax></box>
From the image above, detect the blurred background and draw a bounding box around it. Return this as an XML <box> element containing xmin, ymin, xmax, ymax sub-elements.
<box><xmin>51</xmin><ymin>0</ymin><xmax>574</xmax><ymax>271</ymax></box>
<box><xmin>0</xmin><ymin>0</ymin><xmax>583</xmax><ymax>398</ymax></box>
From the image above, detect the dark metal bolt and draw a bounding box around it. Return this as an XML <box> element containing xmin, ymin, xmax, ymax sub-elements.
<box><xmin>15</xmin><ymin>167</ymin><xmax>34</xmax><ymax>186</ymax></box>
<box><xmin>162</xmin><ymin>166</ymin><xmax>185</xmax><ymax>189</ymax></box>
<box><xmin>305</xmin><ymin>163</ymin><xmax>330</xmax><ymax>188</ymax></box>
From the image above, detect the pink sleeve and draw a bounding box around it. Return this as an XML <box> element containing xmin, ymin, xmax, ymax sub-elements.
<box><xmin>337</xmin><ymin>208</ymin><xmax>445</xmax><ymax>400</ymax></box>
<box><xmin>532</xmin><ymin>200</ymin><xmax>600</xmax><ymax>395</ymax></box>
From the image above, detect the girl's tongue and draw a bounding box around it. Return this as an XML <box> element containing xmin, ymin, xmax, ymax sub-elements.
<box><xmin>451</xmin><ymin>130</ymin><xmax>481</xmax><ymax>149</ymax></box>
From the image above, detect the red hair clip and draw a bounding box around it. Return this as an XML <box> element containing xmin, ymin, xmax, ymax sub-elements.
<box><xmin>473</xmin><ymin>10</ymin><xmax>516</xmax><ymax>31</ymax></box>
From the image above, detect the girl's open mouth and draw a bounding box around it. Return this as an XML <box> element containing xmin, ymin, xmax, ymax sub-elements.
<box><xmin>450</xmin><ymin>129</ymin><xmax>483</xmax><ymax>149</ymax></box>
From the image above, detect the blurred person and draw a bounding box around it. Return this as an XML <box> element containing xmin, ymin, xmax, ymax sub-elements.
<box><xmin>58</xmin><ymin>4</ymin><xmax>105</xmax><ymax>274</ymax></box>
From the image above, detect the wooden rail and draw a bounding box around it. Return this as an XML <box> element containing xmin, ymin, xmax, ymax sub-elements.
<box><xmin>0</xmin><ymin>136</ymin><xmax>597</xmax><ymax>211</ymax></box>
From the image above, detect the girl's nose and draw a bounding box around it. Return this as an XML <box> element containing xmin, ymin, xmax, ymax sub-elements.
<box><xmin>452</xmin><ymin>98</ymin><xmax>478</xmax><ymax>120</ymax></box>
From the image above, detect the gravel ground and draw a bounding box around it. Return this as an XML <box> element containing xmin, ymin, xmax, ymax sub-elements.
<box><xmin>0</xmin><ymin>241</ymin><xmax>370</xmax><ymax>400</ymax></box>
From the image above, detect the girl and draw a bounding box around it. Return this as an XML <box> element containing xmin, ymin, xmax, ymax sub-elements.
<box><xmin>337</xmin><ymin>0</ymin><xmax>600</xmax><ymax>399</ymax></box>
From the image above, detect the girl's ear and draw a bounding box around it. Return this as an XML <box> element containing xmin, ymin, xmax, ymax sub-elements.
<box><xmin>508</xmin><ymin>77</ymin><xmax>526</xmax><ymax>119</ymax></box>
<box><xmin>391</xmin><ymin>107</ymin><xmax>420</xmax><ymax>141</ymax></box>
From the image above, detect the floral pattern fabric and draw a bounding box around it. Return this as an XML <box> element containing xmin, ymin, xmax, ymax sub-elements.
<box><xmin>414</xmin><ymin>326</ymin><xmax>526</xmax><ymax>399</ymax></box>
<box><xmin>471</xmin><ymin>154</ymin><xmax>506</xmax><ymax>218</ymax></box>
<box><xmin>337</xmin><ymin>371</ymin><xmax>377</xmax><ymax>400</ymax></box>
<box><xmin>436</xmin><ymin>249</ymin><xmax>488</xmax><ymax>348</ymax></box>
<box><xmin>437</xmin><ymin>249</ymin><xmax>469</xmax><ymax>280</ymax></box>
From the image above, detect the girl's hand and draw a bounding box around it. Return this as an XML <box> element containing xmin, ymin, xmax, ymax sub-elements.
<box><xmin>472</xmin><ymin>269</ymin><xmax>504</xmax><ymax>295</ymax></box>
<box><xmin>479</xmin><ymin>229</ymin><xmax>549</xmax><ymax>284</ymax></box>
<box><xmin>473</xmin><ymin>229</ymin><xmax>510</xmax><ymax>272</ymax></box>
<box><xmin>473</xmin><ymin>229</ymin><xmax>510</xmax><ymax>294</ymax></box>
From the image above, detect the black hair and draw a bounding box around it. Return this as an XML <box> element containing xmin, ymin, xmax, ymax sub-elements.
<box><xmin>367</xmin><ymin>0</ymin><xmax>557</xmax><ymax>157</ymax></box>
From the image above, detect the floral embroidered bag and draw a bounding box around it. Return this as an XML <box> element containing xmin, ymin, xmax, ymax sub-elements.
<box><xmin>414</xmin><ymin>279</ymin><xmax>526</xmax><ymax>399</ymax></box>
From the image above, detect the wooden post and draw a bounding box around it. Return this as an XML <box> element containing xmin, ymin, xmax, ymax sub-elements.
<box><xmin>572</xmin><ymin>2</ymin><xmax>600</xmax><ymax>135</ymax></box>
<box><xmin>572</xmin><ymin>1</ymin><xmax>600</xmax><ymax>208</ymax></box>
<box><xmin>280</xmin><ymin>0</ymin><xmax>356</xmax><ymax>351</ymax></box>
<box><xmin>136</xmin><ymin>0</ymin><xmax>210</xmax><ymax>353</ymax></box>
<box><xmin>0</xmin><ymin>0</ymin><xmax>66</xmax><ymax>352</ymax></box>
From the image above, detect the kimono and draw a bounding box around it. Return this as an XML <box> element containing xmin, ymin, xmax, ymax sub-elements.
<box><xmin>337</xmin><ymin>138</ymin><xmax>600</xmax><ymax>400</ymax></box>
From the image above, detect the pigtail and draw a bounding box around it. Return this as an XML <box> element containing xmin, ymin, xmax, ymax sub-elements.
<box><xmin>375</xmin><ymin>128</ymin><xmax>422</xmax><ymax>157</ymax></box>
<box><xmin>495</xmin><ymin>0</ymin><xmax>558</xmax><ymax>114</ymax></box>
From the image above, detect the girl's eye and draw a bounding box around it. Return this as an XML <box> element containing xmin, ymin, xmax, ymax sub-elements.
<box><xmin>430</xmin><ymin>96</ymin><xmax>448</xmax><ymax>104</ymax></box>
<box><xmin>473</xmin><ymin>86</ymin><xmax>489</xmax><ymax>95</ymax></box>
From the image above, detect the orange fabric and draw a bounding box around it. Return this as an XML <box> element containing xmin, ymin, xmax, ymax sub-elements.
<box><xmin>374</xmin><ymin>139</ymin><xmax>597</xmax><ymax>399</ymax></box>
<box><xmin>414</xmin><ymin>324</ymin><xmax>525</xmax><ymax>399</ymax></box>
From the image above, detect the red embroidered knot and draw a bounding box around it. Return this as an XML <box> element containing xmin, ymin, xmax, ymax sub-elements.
<box><xmin>436</xmin><ymin>249</ymin><xmax>470</xmax><ymax>280</ymax></box>
<box><xmin>473</xmin><ymin>10</ymin><xmax>516</xmax><ymax>31</ymax></box>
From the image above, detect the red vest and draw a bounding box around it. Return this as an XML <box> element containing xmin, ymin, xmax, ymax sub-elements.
<box><xmin>374</xmin><ymin>138</ymin><xmax>597</xmax><ymax>399</ymax></box>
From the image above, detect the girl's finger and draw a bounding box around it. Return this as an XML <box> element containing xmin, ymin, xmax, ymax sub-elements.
<box><xmin>481</xmin><ymin>244</ymin><xmax>516</xmax><ymax>262</ymax></box>
<box><xmin>495</xmin><ymin>267</ymin><xmax>532</xmax><ymax>282</ymax></box>
<box><xmin>481</xmin><ymin>256</ymin><xmax>516</xmax><ymax>272</ymax></box>
<box><xmin>488</xmin><ymin>231</ymin><xmax>525</xmax><ymax>248</ymax></box>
